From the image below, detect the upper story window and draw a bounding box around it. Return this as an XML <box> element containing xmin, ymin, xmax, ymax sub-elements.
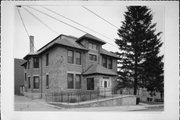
<box><xmin>46</xmin><ymin>53</ymin><xmax>49</xmax><ymax>66</ymax></box>
<box><xmin>67</xmin><ymin>50</ymin><xmax>74</xmax><ymax>64</ymax></box>
<box><xmin>108</xmin><ymin>58</ymin><xmax>113</xmax><ymax>69</ymax></box>
<box><xmin>89</xmin><ymin>42</ymin><xmax>98</xmax><ymax>51</ymax></box>
<box><xmin>75</xmin><ymin>52</ymin><xmax>81</xmax><ymax>65</ymax></box>
<box><xmin>89</xmin><ymin>54</ymin><xmax>97</xmax><ymax>61</ymax></box>
<box><xmin>27</xmin><ymin>60</ymin><xmax>30</xmax><ymax>69</ymax></box>
<box><xmin>67</xmin><ymin>50</ymin><xmax>81</xmax><ymax>65</ymax></box>
<box><xmin>102</xmin><ymin>56</ymin><xmax>113</xmax><ymax>69</ymax></box>
<box><xmin>102</xmin><ymin>56</ymin><xmax>107</xmax><ymax>68</ymax></box>
<box><xmin>33</xmin><ymin>57</ymin><xmax>39</xmax><ymax>68</ymax></box>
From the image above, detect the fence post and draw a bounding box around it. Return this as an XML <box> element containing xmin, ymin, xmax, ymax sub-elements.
<box><xmin>68</xmin><ymin>93</ymin><xmax>69</xmax><ymax>104</ymax></box>
<box><xmin>90</xmin><ymin>92</ymin><xmax>91</xmax><ymax>100</ymax></box>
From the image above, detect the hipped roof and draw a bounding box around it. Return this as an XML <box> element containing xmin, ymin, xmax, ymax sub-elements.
<box><xmin>77</xmin><ymin>33</ymin><xmax>106</xmax><ymax>44</ymax></box>
<box><xmin>83</xmin><ymin>63</ymin><xmax>117</xmax><ymax>76</ymax></box>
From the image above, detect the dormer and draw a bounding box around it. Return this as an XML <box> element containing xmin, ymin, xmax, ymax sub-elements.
<box><xmin>76</xmin><ymin>33</ymin><xmax>106</xmax><ymax>53</ymax></box>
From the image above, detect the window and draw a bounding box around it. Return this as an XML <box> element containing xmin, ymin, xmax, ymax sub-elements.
<box><xmin>28</xmin><ymin>77</ymin><xmax>31</xmax><ymax>88</ymax></box>
<box><xmin>27</xmin><ymin>60</ymin><xmax>30</xmax><ymax>69</ymax></box>
<box><xmin>67</xmin><ymin>73</ymin><xmax>74</xmax><ymax>89</ymax></box>
<box><xmin>33</xmin><ymin>57</ymin><xmax>39</xmax><ymax>68</ymax></box>
<box><xmin>46</xmin><ymin>53</ymin><xmax>49</xmax><ymax>66</ymax></box>
<box><xmin>89</xmin><ymin>42</ymin><xmax>97</xmax><ymax>50</ymax></box>
<box><xmin>24</xmin><ymin>73</ymin><xmax>27</xmax><ymax>81</ymax></box>
<box><xmin>46</xmin><ymin>75</ymin><xmax>49</xmax><ymax>89</ymax></box>
<box><xmin>33</xmin><ymin>76</ymin><xmax>40</xmax><ymax>89</ymax></box>
<box><xmin>104</xmin><ymin>81</ymin><xmax>108</xmax><ymax>88</ymax></box>
<box><xmin>75</xmin><ymin>74</ymin><xmax>81</xmax><ymax>89</ymax></box>
<box><xmin>75</xmin><ymin>52</ymin><xmax>81</xmax><ymax>65</ymax></box>
<box><xmin>108</xmin><ymin>58</ymin><xmax>113</xmax><ymax>69</ymax></box>
<box><xmin>24</xmin><ymin>63</ymin><xmax>27</xmax><ymax>69</ymax></box>
<box><xmin>102</xmin><ymin>56</ymin><xmax>107</xmax><ymax>68</ymax></box>
<box><xmin>89</xmin><ymin>54</ymin><xmax>97</xmax><ymax>61</ymax></box>
<box><xmin>68</xmin><ymin>50</ymin><xmax>74</xmax><ymax>64</ymax></box>
<box><xmin>87</xmin><ymin>78</ymin><xmax>94</xmax><ymax>90</ymax></box>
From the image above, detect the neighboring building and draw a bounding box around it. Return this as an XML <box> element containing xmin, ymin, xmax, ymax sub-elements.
<box><xmin>22</xmin><ymin>34</ymin><xmax>118</xmax><ymax>99</ymax></box>
<box><xmin>14</xmin><ymin>58</ymin><xmax>26</xmax><ymax>95</ymax></box>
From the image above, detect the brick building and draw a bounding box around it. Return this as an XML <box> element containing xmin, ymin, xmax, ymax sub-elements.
<box><xmin>14</xmin><ymin>58</ymin><xmax>26</xmax><ymax>95</ymax></box>
<box><xmin>22</xmin><ymin>33</ymin><xmax>118</xmax><ymax>99</ymax></box>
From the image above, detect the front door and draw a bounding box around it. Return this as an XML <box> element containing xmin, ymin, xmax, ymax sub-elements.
<box><xmin>100</xmin><ymin>77</ymin><xmax>111</xmax><ymax>96</ymax></box>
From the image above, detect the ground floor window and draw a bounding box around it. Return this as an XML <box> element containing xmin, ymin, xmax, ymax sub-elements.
<box><xmin>67</xmin><ymin>73</ymin><xmax>74</xmax><ymax>89</ymax></box>
<box><xmin>87</xmin><ymin>78</ymin><xmax>94</xmax><ymax>90</ymax></box>
<box><xmin>75</xmin><ymin>74</ymin><xmax>81</xmax><ymax>89</ymax></box>
<box><xmin>67</xmin><ymin>73</ymin><xmax>81</xmax><ymax>89</ymax></box>
<box><xmin>101</xmin><ymin>79</ymin><xmax>111</xmax><ymax>88</ymax></box>
<box><xmin>28</xmin><ymin>77</ymin><xmax>31</xmax><ymax>88</ymax></box>
<box><xmin>104</xmin><ymin>81</ymin><xmax>108</xmax><ymax>88</ymax></box>
<box><xmin>46</xmin><ymin>75</ymin><xmax>49</xmax><ymax>89</ymax></box>
<box><xmin>33</xmin><ymin>76</ymin><xmax>40</xmax><ymax>89</ymax></box>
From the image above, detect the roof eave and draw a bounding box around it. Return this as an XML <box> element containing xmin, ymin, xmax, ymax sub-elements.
<box><xmin>23</xmin><ymin>54</ymin><xmax>38</xmax><ymax>60</ymax></box>
<box><xmin>76</xmin><ymin>36</ymin><xmax>106</xmax><ymax>45</ymax></box>
<box><xmin>83</xmin><ymin>72</ymin><xmax>117</xmax><ymax>76</ymax></box>
<box><xmin>100</xmin><ymin>53</ymin><xmax>119</xmax><ymax>59</ymax></box>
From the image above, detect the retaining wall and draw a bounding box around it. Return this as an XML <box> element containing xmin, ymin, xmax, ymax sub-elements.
<box><xmin>50</xmin><ymin>95</ymin><xmax>137</xmax><ymax>108</ymax></box>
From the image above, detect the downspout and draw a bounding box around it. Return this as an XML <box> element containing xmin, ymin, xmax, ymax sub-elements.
<box><xmin>40</xmin><ymin>55</ymin><xmax>43</xmax><ymax>98</ymax></box>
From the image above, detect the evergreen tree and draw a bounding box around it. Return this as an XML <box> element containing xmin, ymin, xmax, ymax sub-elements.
<box><xmin>115</xmin><ymin>6</ymin><xmax>163</xmax><ymax>95</ymax></box>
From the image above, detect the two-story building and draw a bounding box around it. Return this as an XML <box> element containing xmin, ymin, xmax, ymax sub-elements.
<box><xmin>22</xmin><ymin>33</ymin><xmax>118</xmax><ymax>99</ymax></box>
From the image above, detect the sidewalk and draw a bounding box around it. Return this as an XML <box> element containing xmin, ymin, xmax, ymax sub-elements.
<box><xmin>14</xmin><ymin>95</ymin><xmax>163</xmax><ymax>111</ymax></box>
<box><xmin>15</xmin><ymin>95</ymin><xmax>61</xmax><ymax>111</ymax></box>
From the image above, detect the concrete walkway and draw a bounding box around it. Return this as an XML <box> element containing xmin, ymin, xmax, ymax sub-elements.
<box><xmin>14</xmin><ymin>95</ymin><xmax>163</xmax><ymax>111</ymax></box>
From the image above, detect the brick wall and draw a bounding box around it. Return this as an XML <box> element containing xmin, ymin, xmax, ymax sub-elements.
<box><xmin>14</xmin><ymin>58</ymin><xmax>26</xmax><ymax>95</ymax></box>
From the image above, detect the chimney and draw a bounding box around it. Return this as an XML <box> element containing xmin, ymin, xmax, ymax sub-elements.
<box><xmin>29</xmin><ymin>35</ymin><xmax>34</xmax><ymax>53</ymax></box>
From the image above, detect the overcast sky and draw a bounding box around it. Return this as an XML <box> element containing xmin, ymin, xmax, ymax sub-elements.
<box><xmin>14</xmin><ymin>5</ymin><xmax>164</xmax><ymax>59</ymax></box>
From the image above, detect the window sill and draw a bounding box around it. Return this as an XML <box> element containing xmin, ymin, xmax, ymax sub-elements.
<box><xmin>88</xmin><ymin>60</ymin><xmax>97</xmax><ymax>62</ymax></box>
<box><xmin>67</xmin><ymin>63</ymin><xmax>82</xmax><ymax>66</ymax></box>
<box><xmin>33</xmin><ymin>88</ymin><xmax>40</xmax><ymax>90</ymax></box>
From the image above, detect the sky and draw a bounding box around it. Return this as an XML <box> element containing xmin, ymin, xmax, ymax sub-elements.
<box><xmin>14</xmin><ymin>5</ymin><xmax>164</xmax><ymax>59</ymax></box>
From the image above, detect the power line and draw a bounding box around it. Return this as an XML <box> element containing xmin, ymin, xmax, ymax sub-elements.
<box><xmin>26</xmin><ymin>6</ymin><xmax>87</xmax><ymax>34</ymax></box>
<box><xmin>16</xmin><ymin>6</ymin><xmax>37</xmax><ymax>51</ymax></box>
<box><xmin>42</xmin><ymin>6</ymin><xmax>117</xmax><ymax>48</ymax></box>
<box><xmin>82</xmin><ymin>6</ymin><xmax>119</xmax><ymax>29</ymax></box>
<box><xmin>25</xmin><ymin>6</ymin><xmax>119</xmax><ymax>49</ymax></box>
<box><xmin>23</xmin><ymin>7</ymin><xmax>59</xmax><ymax>35</ymax></box>
<box><xmin>17</xmin><ymin>6</ymin><xmax>30</xmax><ymax>37</ymax></box>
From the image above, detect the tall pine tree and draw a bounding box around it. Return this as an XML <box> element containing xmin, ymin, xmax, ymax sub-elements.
<box><xmin>115</xmin><ymin>6</ymin><xmax>163</xmax><ymax>95</ymax></box>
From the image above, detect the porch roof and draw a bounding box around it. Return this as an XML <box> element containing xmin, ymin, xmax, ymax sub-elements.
<box><xmin>82</xmin><ymin>64</ymin><xmax>117</xmax><ymax>76</ymax></box>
